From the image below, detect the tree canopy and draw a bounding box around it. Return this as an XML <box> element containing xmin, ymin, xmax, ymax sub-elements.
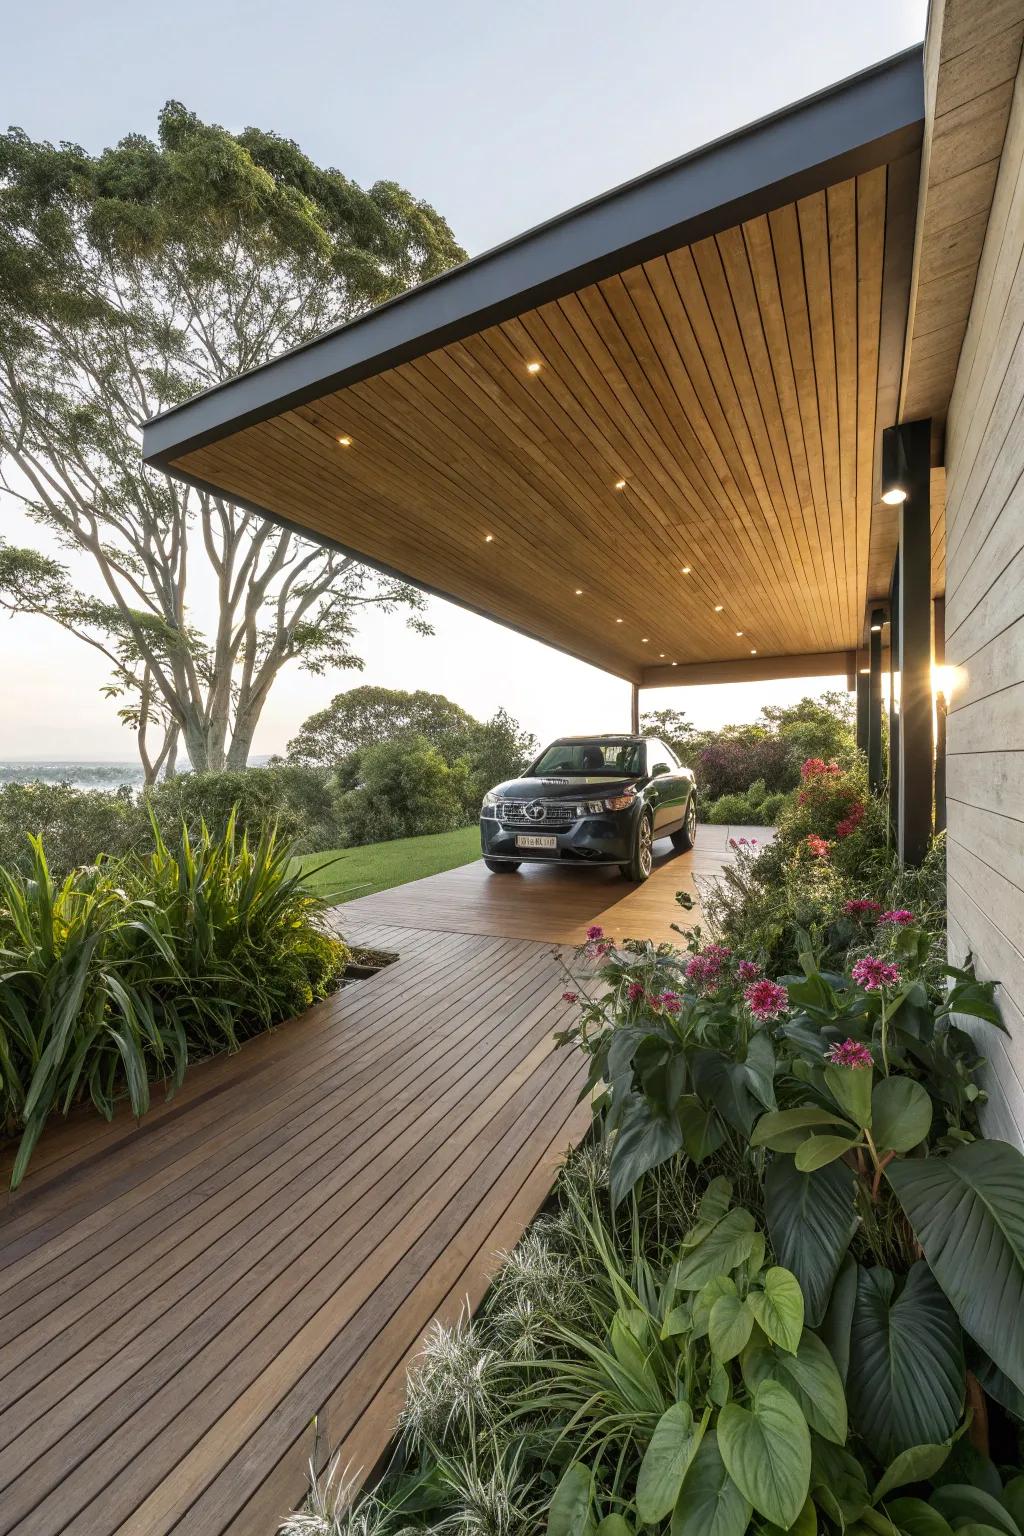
<box><xmin>0</xmin><ymin>106</ymin><xmax>466</xmax><ymax>777</ymax></box>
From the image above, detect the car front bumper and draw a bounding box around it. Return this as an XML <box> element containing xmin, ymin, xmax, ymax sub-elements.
<box><xmin>480</xmin><ymin>807</ymin><xmax>636</xmax><ymax>866</ymax></box>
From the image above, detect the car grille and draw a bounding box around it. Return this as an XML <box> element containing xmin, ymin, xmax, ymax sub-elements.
<box><xmin>497</xmin><ymin>799</ymin><xmax>578</xmax><ymax>827</ymax></box>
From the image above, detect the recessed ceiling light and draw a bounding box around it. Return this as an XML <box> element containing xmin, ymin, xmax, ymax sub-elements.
<box><xmin>750</xmin><ymin>648</ymin><xmax>757</xmax><ymax>655</ymax></box>
<box><xmin>484</xmin><ymin>534</ymin><xmax>494</xmax><ymax>543</ymax></box>
<box><xmin>659</xmin><ymin>652</ymin><xmax>666</xmax><ymax>658</ymax></box>
<box><xmin>574</xmin><ymin>588</ymin><xmax>583</xmax><ymax>595</ymax></box>
<box><xmin>616</xmin><ymin>617</ymin><xmax>623</xmax><ymax>623</ymax></box>
<box><xmin>735</xmin><ymin>631</ymin><xmax>744</xmax><ymax>637</ymax></box>
<box><xmin>337</xmin><ymin>435</ymin><xmax>352</xmax><ymax>446</ymax></box>
<box><xmin>671</xmin><ymin>662</ymin><xmax>678</xmax><ymax>667</ymax></box>
<box><xmin>714</xmin><ymin>605</ymin><xmax>724</xmax><ymax>612</ymax></box>
<box><xmin>681</xmin><ymin>566</ymin><xmax>691</xmax><ymax>575</ymax></box>
<box><xmin>641</xmin><ymin>637</ymin><xmax>649</xmax><ymax>643</ymax></box>
<box><xmin>614</xmin><ymin>479</ymin><xmax>627</xmax><ymax>490</ymax></box>
<box><xmin>526</xmin><ymin>361</ymin><xmax>542</xmax><ymax>373</ymax></box>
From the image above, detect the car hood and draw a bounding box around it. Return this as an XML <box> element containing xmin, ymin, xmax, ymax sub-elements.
<box><xmin>490</xmin><ymin>774</ymin><xmax>644</xmax><ymax>800</ymax></box>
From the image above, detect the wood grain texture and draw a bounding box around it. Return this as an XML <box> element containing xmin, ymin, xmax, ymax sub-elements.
<box><xmin>944</xmin><ymin>35</ymin><xmax>1024</xmax><ymax>1148</ymax></box>
<box><xmin>0</xmin><ymin>828</ymin><xmax>759</xmax><ymax>1534</ymax></box>
<box><xmin>173</xmin><ymin>175</ymin><xmax>908</xmax><ymax>675</ymax></box>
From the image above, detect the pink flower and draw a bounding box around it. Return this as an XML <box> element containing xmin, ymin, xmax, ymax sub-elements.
<box><xmin>836</xmin><ymin>802</ymin><xmax>865</xmax><ymax>839</ymax></box>
<box><xmin>736</xmin><ymin>960</ymin><xmax>762</xmax><ymax>982</ymax></box>
<box><xmin>879</xmin><ymin>909</ymin><xmax>915</xmax><ymax>926</ymax></box>
<box><xmin>729</xmin><ymin>837</ymin><xmax>739</xmax><ymax>849</ymax></box>
<box><xmin>805</xmin><ymin>834</ymin><xmax>830</xmax><ymax>859</ymax></box>
<box><xmin>744</xmin><ymin>978</ymin><xmax>789</xmax><ymax>1021</ymax></box>
<box><xmin>705</xmin><ymin>943</ymin><xmax>732</xmax><ymax>961</ymax></box>
<box><xmin>586</xmin><ymin>925</ymin><xmax>604</xmax><ymax>941</ymax></box>
<box><xmin>586</xmin><ymin>939</ymin><xmax>613</xmax><ymax>960</ymax></box>
<box><xmin>851</xmin><ymin>956</ymin><xmax>902</xmax><ymax>991</ymax></box>
<box><xmin>750</xmin><ymin>839</ymin><xmax>759</xmax><ymax>846</ymax></box>
<box><xmin>561</xmin><ymin>991</ymin><xmax>578</xmax><ymax>1004</ymax></box>
<box><xmin>825</xmin><ymin>1037</ymin><xmax>874</xmax><ymax>1069</ymax></box>
<box><xmin>626</xmin><ymin>981</ymin><xmax>645</xmax><ymax>1003</ymax></box>
<box><xmin>801</xmin><ymin>757</ymin><xmax>842</xmax><ymax>781</ymax></box>
<box><xmin>738</xmin><ymin>836</ymin><xmax>749</xmax><ymax>846</ymax></box>
<box><xmin>844</xmin><ymin>898</ymin><xmax>882</xmax><ymax>918</ymax></box>
<box><xmin>653</xmin><ymin>989</ymin><xmax>682</xmax><ymax>1013</ymax></box>
<box><xmin>686</xmin><ymin>953</ymin><xmax>724</xmax><ymax>990</ymax></box>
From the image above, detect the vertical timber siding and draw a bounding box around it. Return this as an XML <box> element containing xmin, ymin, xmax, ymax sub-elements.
<box><xmin>945</xmin><ymin>55</ymin><xmax>1024</xmax><ymax>1146</ymax></box>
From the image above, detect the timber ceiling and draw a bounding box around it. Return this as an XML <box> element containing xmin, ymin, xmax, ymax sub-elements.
<box><xmin>174</xmin><ymin>166</ymin><xmax>917</xmax><ymax>685</ymax></box>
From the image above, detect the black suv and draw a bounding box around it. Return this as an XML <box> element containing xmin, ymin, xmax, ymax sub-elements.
<box><xmin>479</xmin><ymin>734</ymin><xmax>696</xmax><ymax>882</ymax></box>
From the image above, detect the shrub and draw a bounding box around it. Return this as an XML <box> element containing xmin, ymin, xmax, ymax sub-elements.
<box><xmin>0</xmin><ymin>780</ymin><xmax>149</xmax><ymax>876</ymax></box>
<box><xmin>144</xmin><ymin>765</ymin><xmax>316</xmax><ymax>848</ymax></box>
<box><xmin>336</xmin><ymin>735</ymin><xmax>469</xmax><ymax>845</ymax></box>
<box><xmin>0</xmin><ymin>816</ymin><xmax>348</xmax><ymax>1186</ymax></box>
<box><xmin>704</xmin><ymin>778</ymin><xmax>791</xmax><ymax>825</ymax></box>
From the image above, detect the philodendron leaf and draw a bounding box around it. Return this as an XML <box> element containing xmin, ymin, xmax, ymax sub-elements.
<box><xmin>750</xmin><ymin>1105</ymin><xmax>853</xmax><ymax>1152</ymax></box>
<box><xmin>883</xmin><ymin>1498</ymin><xmax>955</xmax><ymax>1536</ymax></box>
<box><xmin>795</xmin><ymin>1133</ymin><xmax>858</xmax><ymax>1172</ymax></box>
<box><xmin>672</xmin><ymin>1430</ymin><xmax>751</xmax><ymax>1536</ymax></box>
<box><xmin>709</xmin><ymin>1294</ymin><xmax>754</xmax><ymax>1361</ymax></box>
<box><xmin>718</xmin><ymin>1379</ymin><xmax>811</xmax><ymax>1529</ymax></box>
<box><xmin>872</xmin><ymin>1076</ymin><xmax>933</xmax><ymax>1153</ymax></box>
<box><xmin>609</xmin><ymin>1094</ymin><xmax>684</xmax><ymax>1207</ymax></box>
<box><xmin>548</xmin><ymin>1462</ymin><xmax>594</xmax><ymax>1536</ymax></box>
<box><xmin>743</xmin><ymin>1330</ymin><xmax>848</xmax><ymax>1444</ymax></box>
<box><xmin>764</xmin><ymin>1157</ymin><xmax>858</xmax><ymax>1327</ymax></box>
<box><xmin>673</xmin><ymin>1209</ymin><xmax>758</xmax><ymax>1290</ymax></box>
<box><xmin>596</xmin><ymin>1518</ymin><xmax>633</xmax><ymax>1536</ymax></box>
<box><xmin>825</xmin><ymin>1061</ymin><xmax>874</xmax><ymax>1128</ymax></box>
<box><xmin>872</xmin><ymin>1439</ymin><xmax>956</xmax><ymax>1503</ymax></box>
<box><xmin>811</xmin><ymin>1436</ymin><xmax>869</xmax><ymax>1525</ymax></box>
<box><xmin>887</xmin><ymin>1140</ymin><xmax>1024</xmax><ymax>1395</ymax></box>
<box><xmin>758</xmin><ymin>1497</ymin><xmax>816</xmax><ymax>1536</ymax></box>
<box><xmin>747</xmin><ymin>1267</ymin><xmax>804</xmax><ymax>1354</ymax></box>
<box><xmin>846</xmin><ymin>1262</ymin><xmax>965</xmax><ymax>1463</ymax></box>
<box><xmin>636</xmin><ymin>1401</ymin><xmax>706</xmax><ymax>1523</ymax></box>
<box><xmin>930</xmin><ymin>1486</ymin><xmax>1022</xmax><ymax>1536</ymax></box>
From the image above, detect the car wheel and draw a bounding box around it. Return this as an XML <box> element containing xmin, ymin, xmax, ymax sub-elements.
<box><xmin>671</xmin><ymin>795</ymin><xmax>698</xmax><ymax>852</ymax></box>
<box><xmin>622</xmin><ymin>811</ymin><xmax>654</xmax><ymax>882</ymax></box>
<box><xmin>484</xmin><ymin>858</ymin><xmax>520</xmax><ymax>872</ymax></box>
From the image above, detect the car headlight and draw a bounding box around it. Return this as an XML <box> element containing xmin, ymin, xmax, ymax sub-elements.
<box><xmin>482</xmin><ymin>790</ymin><xmax>500</xmax><ymax>807</ymax></box>
<box><xmin>575</xmin><ymin>799</ymin><xmax>607</xmax><ymax>815</ymax></box>
<box><xmin>604</xmin><ymin>791</ymin><xmax>637</xmax><ymax>812</ymax></box>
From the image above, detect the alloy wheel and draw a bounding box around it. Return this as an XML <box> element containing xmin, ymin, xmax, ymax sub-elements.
<box><xmin>639</xmin><ymin>816</ymin><xmax>653</xmax><ymax>877</ymax></box>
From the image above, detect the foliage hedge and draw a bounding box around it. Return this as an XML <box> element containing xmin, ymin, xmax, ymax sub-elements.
<box><xmin>0</xmin><ymin>816</ymin><xmax>348</xmax><ymax>1186</ymax></box>
<box><xmin>290</xmin><ymin>767</ymin><xmax>1024</xmax><ymax>1536</ymax></box>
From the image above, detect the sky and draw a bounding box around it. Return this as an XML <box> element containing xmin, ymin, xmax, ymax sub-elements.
<box><xmin>0</xmin><ymin>0</ymin><xmax>927</xmax><ymax>762</ymax></box>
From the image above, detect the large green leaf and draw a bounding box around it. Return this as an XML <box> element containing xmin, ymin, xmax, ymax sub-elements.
<box><xmin>884</xmin><ymin>1498</ymin><xmax>955</xmax><ymax>1536</ymax></box>
<box><xmin>743</xmin><ymin>1330</ymin><xmax>848</xmax><ymax>1444</ymax></box>
<box><xmin>887</xmin><ymin>1140</ymin><xmax>1024</xmax><ymax>1394</ymax></box>
<box><xmin>846</xmin><ymin>1262</ymin><xmax>965</xmax><ymax>1463</ymax></box>
<box><xmin>548</xmin><ymin>1463</ymin><xmax>594</xmax><ymax>1536</ymax></box>
<box><xmin>609</xmin><ymin>1094</ymin><xmax>684</xmax><ymax>1207</ymax></box>
<box><xmin>746</xmin><ymin>1267</ymin><xmax>804</xmax><ymax>1354</ymax></box>
<box><xmin>672</xmin><ymin>1430</ymin><xmax>751</xmax><ymax>1536</ymax></box>
<box><xmin>930</xmin><ymin>1486</ymin><xmax>1021</xmax><ymax>1536</ymax></box>
<box><xmin>811</xmin><ymin>1436</ymin><xmax>869</xmax><ymax>1526</ymax></box>
<box><xmin>825</xmin><ymin>1061</ymin><xmax>874</xmax><ymax>1128</ymax></box>
<box><xmin>795</xmin><ymin>1133</ymin><xmax>858</xmax><ymax>1172</ymax></box>
<box><xmin>764</xmin><ymin>1156</ymin><xmax>858</xmax><ymax>1326</ymax></box>
<box><xmin>718</xmin><ymin>1380</ymin><xmax>811</xmax><ymax>1529</ymax></box>
<box><xmin>872</xmin><ymin>1076</ymin><xmax>932</xmax><ymax>1154</ymax></box>
<box><xmin>872</xmin><ymin>1440</ymin><xmax>956</xmax><ymax>1503</ymax></box>
<box><xmin>636</xmin><ymin>1402</ymin><xmax>706</xmax><ymax>1523</ymax></box>
<box><xmin>751</xmin><ymin>1105</ymin><xmax>853</xmax><ymax>1152</ymax></box>
<box><xmin>673</xmin><ymin>1209</ymin><xmax>758</xmax><ymax>1291</ymax></box>
<box><xmin>709</xmin><ymin>1294</ymin><xmax>754</xmax><ymax>1361</ymax></box>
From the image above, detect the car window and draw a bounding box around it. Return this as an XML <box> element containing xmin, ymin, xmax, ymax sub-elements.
<box><xmin>531</xmin><ymin>740</ymin><xmax>644</xmax><ymax>775</ymax></box>
<box><xmin>650</xmin><ymin>739</ymin><xmax>681</xmax><ymax>770</ymax></box>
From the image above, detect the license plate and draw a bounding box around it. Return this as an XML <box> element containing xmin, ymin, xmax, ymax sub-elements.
<box><xmin>516</xmin><ymin>834</ymin><xmax>557</xmax><ymax>849</ymax></box>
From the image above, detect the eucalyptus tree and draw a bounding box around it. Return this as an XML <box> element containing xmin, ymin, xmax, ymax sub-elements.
<box><xmin>0</xmin><ymin>105</ymin><xmax>465</xmax><ymax>778</ymax></box>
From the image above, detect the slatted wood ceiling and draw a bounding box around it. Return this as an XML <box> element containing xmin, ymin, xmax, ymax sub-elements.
<box><xmin>177</xmin><ymin>171</ymin><xmax>899</xmax><ymax>680</ymax></box>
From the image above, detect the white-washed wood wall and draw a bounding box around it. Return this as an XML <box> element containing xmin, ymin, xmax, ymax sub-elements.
<box><xmin>945</xmin><ymin>58</ymin><xmax>1024</xmax><ymax>1146</ymax></box>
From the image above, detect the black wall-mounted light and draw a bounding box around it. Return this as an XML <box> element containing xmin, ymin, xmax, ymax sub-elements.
<box><xmin>881</xmin><ymin>425</ymin><xmax>910</xmax><ymax>505</ymax></box>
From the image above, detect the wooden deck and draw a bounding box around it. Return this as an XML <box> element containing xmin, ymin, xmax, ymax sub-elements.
<box><xmin>0</xmin><ymin>824</ymin><xmax>759</xmax><ymax>1535</ymax></box>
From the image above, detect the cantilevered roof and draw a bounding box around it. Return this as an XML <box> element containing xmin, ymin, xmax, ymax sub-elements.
<box><xmin>144</xmin><ymin>48</ymin><xmax>925</xmax><ymax>686</ymax></box>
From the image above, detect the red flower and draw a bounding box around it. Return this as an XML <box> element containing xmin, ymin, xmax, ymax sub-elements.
<box><xmin>844</xmin><ymin>898</ymin><xmax>882</xmax><ymax>917</ymax></box>
<box><xmin>586</xmin><ymin>924</ymin><xmax>604</xmax><ymax>941</ymax></box>
<box><xmin>879</xmin><ymin>908</ymin><xmax>915</xmax><ymax>926</ymax></box>
<box><xmin>851</xmin><ymin>956</ymin><xmax>901</xmax><ymax>991</ymax></box>
<box><xmin>743</xmin><ymin>978</ymin><xmax>789</xmax><ymax>1021</ymax></box>
<box><xmin>736</xmin><ymin>960</ymin><xmax>762</xmax><ymax>982</ymax></box>
<box><xmin>836</xmin><ymin>801</ymin><xmax>865</xmax><ymax>838</ymax></box>
<box><xmin>825</xmin><ymin>1037</ymin><xmax>874</xmax><ymax>1069</ymax></box>
<box><xmin>805</xmin><ymin>834</ymin><xmax>830</xmax><ymax>859</ymax></box>
<box><xmin>626</xmin><ymin>981</ymin><xmax>645</xmax><ymax>1002</ymax></box>
<box><xmin>653</xmin><ymin>989</ymin><xmax>682</xmax><ymax>1013</ymax></box>
<box><xmin>561</xmin><ymin>991</ymin><xmax>578</xmax><ymax>1004</ymax></box>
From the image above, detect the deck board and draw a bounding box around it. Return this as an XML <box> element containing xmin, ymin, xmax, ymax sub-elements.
<box><xmin>0</xmin><ymin>825</ymin><xmax>760</xmax><ymax>1534</ymax></box>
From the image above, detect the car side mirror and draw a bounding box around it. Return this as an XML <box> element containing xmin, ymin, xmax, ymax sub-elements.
<box><xmin>652</xmin><ymin>762</ymin><xmax>670</xmax><ymax>777</ymax></box>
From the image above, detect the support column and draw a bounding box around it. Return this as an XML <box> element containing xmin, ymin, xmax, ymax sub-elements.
<box><xmin>894</xmin><ymin>419</ymin><xmax>933</xmax><ymax>865</ymax></box>
<box><xmin>889</xmin><ymin>561</ymin><xmax>900</xmax><ymax>840</ymax></box>
<box><xmin>630</xmin><ymin>682</ymin><xmax>640</xmax><ymax>734</ymax></box>
<box><xmin>855</xmin><ymin>651</ymin><xmax>869</xmax><ymax>753</ymax></box>
<box><xmin>934</xmin><ymin>596</ymin><xmax>947</xmax><ymax>835</ymax></box>
<box><xmin>867</xmin><ymin>609</ymin><xmax>885</xmax><ymax>792</ymax></box>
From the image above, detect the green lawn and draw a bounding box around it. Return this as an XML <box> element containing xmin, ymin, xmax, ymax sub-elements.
<box><xmin>292</xmin><ymin>823</ymin><xmax>481</xmax><ymax>906</ymax></box>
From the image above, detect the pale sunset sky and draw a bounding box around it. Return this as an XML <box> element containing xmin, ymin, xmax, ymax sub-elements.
<box><xmin>0</xmin><ymin>0</ymin><xmax>926</xmax><ymax>760</ymax></box>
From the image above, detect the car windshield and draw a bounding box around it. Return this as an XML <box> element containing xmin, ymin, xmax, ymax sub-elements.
<box><xmin>529</xmin><ymin>740</ymin><xmax>644</xmax><ymax>776</ymax></box>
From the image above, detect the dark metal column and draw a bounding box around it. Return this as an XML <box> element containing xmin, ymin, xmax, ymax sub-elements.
<box><xmin>855</xmin><ymin>654</ymin><xmax>869</xmax><ymax>753</ymax></box>
<box><xmin>630</xmin><ymin>682</ymin><xmax>640</xmax><ymax>735</ymax></box>
<box><xmin>868</xmin><ymin>610</ymin><xmax>885</xmax><ymax>792</ymax></box>
<box><xmin>889</xmin><ymin>559</ymin><xmax>900</xmax><ymax>838</ymax></box>
<box><xmin>894</xmin><ymin>419</ymin><xmax>934</xmax><ymax>865</ymax></box>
